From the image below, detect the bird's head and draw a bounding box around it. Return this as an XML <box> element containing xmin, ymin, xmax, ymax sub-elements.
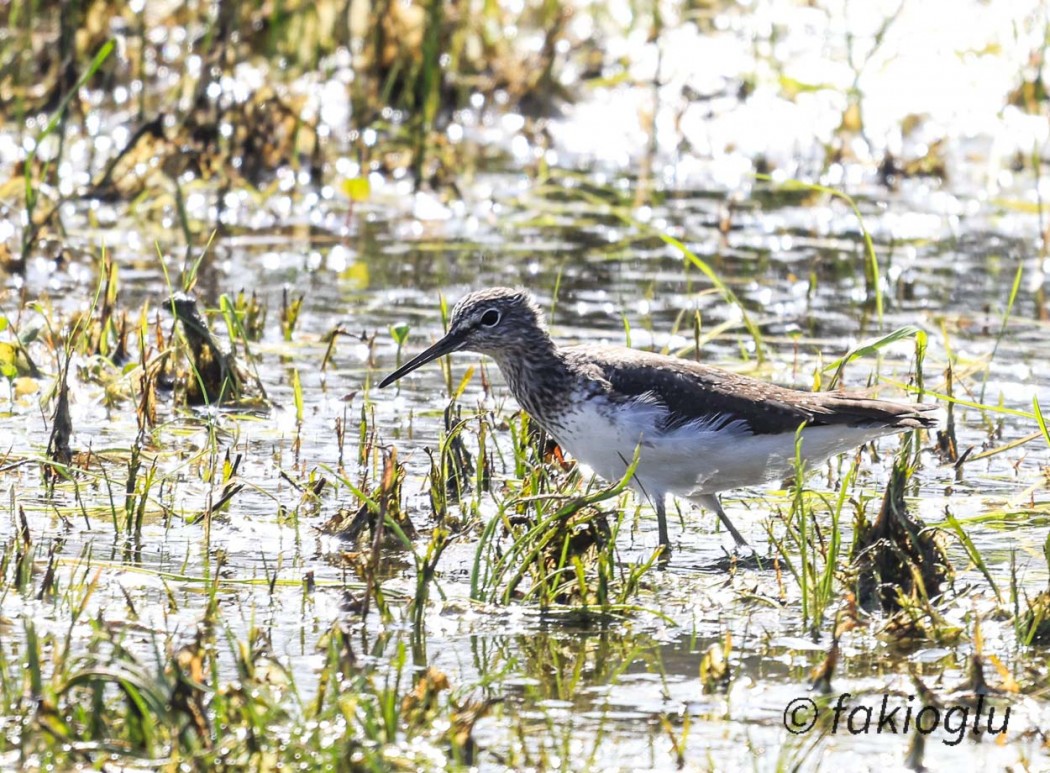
<box><xmin>378</xmin><ymin>287</ymin><xmax>547</xmax><ymax>388</ymax></box>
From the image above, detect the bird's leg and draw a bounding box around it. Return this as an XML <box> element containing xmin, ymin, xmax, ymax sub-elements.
<box><xmin>654</xmin><ymin>494</ymin><xmax>671</xmax><ymax>550</ymax></box>
<box><xmin>697</xmin><ymin>494</ymin><xmax>749</xmax><ymax>548</ymax></box>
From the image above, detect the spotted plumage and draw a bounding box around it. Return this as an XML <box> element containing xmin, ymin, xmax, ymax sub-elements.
<box><xmin>380</xmin><ymin>287</ymin><xmax>939</xmax><ymax>550</ymax></box>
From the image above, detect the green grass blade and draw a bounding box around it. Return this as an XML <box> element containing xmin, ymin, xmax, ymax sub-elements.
<box><xmin>943</xmin><ymin>511</ymin><xmax>1002</xmax><ymax>603</ymax></box>
<box><xmin>755</xmin><ymin>174</ymin><xmax>882</xmax><ymax>325</ymax></box>
<box><xmin>980</xmin><ymin>262</ymin><xmax>1023</xmax><ymax>403</ymax></box>
<box><xmin>823</xmin><ymin>325</ymin><xmax>922</xmax><ymax>389</ymax></box>
<box><xmin>1034</xmin><ymin>396</ymin><xmax>1050</xmax><ymax>450</ymax></box>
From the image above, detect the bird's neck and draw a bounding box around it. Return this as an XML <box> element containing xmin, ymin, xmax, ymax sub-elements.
<box><xmin>489</xmin><ymin>337</ymin><xmax>575</xmax><ymax>425</ymax></box>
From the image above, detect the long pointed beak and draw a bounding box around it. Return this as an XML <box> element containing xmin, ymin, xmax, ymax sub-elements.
<box><xmin>378</xmin><ymin>330</ymin><xmax>466</xmax><ymax>388</ymax></box>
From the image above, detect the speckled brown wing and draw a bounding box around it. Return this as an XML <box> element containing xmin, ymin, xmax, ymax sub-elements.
<box><xmin>566</xmin><ymin>345</ymin><xmax>938</xmax><ymax>436</ymax></box>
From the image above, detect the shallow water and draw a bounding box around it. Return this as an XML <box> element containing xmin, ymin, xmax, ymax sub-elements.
<box><xmin>3</xmin><ymin>0</ymin><xmax>1050</xmax><ymax>770</ymax></box>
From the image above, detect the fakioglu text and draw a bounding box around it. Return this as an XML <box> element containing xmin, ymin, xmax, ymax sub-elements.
<box><xmin>830</xmin><ymin>692</ymin><xmax>1009</xmax><ymax>746</ymax></box>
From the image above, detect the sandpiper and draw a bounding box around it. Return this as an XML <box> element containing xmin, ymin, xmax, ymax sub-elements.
<box><xmin>379</xmin><ymin>287</ymin><xmax>938</xmax><ymax>549</ymax></box>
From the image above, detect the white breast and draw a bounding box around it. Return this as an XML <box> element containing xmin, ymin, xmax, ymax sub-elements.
<box><xmin>548</xmin><ymin>398</ymin><xmax>892</xmax><ymax>501</ymax></box>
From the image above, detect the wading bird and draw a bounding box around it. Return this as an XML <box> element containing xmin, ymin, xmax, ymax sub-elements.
<box><xmin>380</xmin><ymin>288</ymin><xmax>937</xmax><ymax>550</ymax></box>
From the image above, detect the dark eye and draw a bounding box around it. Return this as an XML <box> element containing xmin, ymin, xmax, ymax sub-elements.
<box><xmin>480</xmin><ymin>309</ymin><xmax>501</xmax><ymax>327</ymax></box>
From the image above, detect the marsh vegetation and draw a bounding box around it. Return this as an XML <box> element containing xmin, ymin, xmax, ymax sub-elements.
<box><xmin>1</xmin><ymin>0</ymin><xmax>1049</xmax><ymax>769</ymax></box>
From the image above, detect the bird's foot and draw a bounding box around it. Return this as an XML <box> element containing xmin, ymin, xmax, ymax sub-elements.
<box><xmin>683</xmin><ymin>545</ymin><xmax>767</xmax><ymax>572</ymax></box>
<box><xmin>713</xmin><ymin>544</ymin><xmax>767</xmax><ymax>571</ymax></box>
<box><xmin>655</xmin><ymin>540</ymin><xmax>673</xmax><ymax>569</ymax></box>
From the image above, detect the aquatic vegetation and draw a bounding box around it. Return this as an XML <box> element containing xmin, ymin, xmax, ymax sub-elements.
<box><xmin>2</xmin><ymin>0</ymin><xmax>1050</xmax><ymax>769</ymax></box>
<box><xmin>470</xmin><ymin>423</ymin><xmax>662</xmax><ymax>610</ymax></box>
<box><xmin>169</xmin><ymin>293</ymin><xmax>247</xmax><ymax>405</ymax></box>
<box><xmin>850</xmin><ymin>434</ymin><xmax>953</xmax><ymax>614</ymax></box>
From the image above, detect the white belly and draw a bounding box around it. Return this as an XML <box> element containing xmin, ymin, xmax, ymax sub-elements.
<box><xmin>548</xmin><ymin>399</ymin><xmax>891</xmax><ymax>500</ymax></box>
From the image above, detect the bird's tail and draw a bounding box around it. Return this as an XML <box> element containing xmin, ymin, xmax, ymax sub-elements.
<box><xmin>820</xmin><ymin>396</ymin><xmax>941</xmax><ymax>430</ymax></box>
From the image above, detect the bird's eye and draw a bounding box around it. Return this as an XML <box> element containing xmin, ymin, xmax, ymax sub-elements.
<box><xmin>480</xmin><ymin>309</ymin><xmax>501</xmax><ymax>327</ymax></box>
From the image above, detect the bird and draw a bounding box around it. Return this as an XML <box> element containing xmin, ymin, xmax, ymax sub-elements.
<box><xmin>378</xmin><ymin>287</ymin><xmax>938</xmax><ymax>550</ymax></box>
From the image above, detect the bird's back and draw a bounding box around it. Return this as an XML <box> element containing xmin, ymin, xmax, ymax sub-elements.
<box><xmin>561</xmin><ymin>343</ymin><xmax>939</xmax><ymax>436</ymax></box>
